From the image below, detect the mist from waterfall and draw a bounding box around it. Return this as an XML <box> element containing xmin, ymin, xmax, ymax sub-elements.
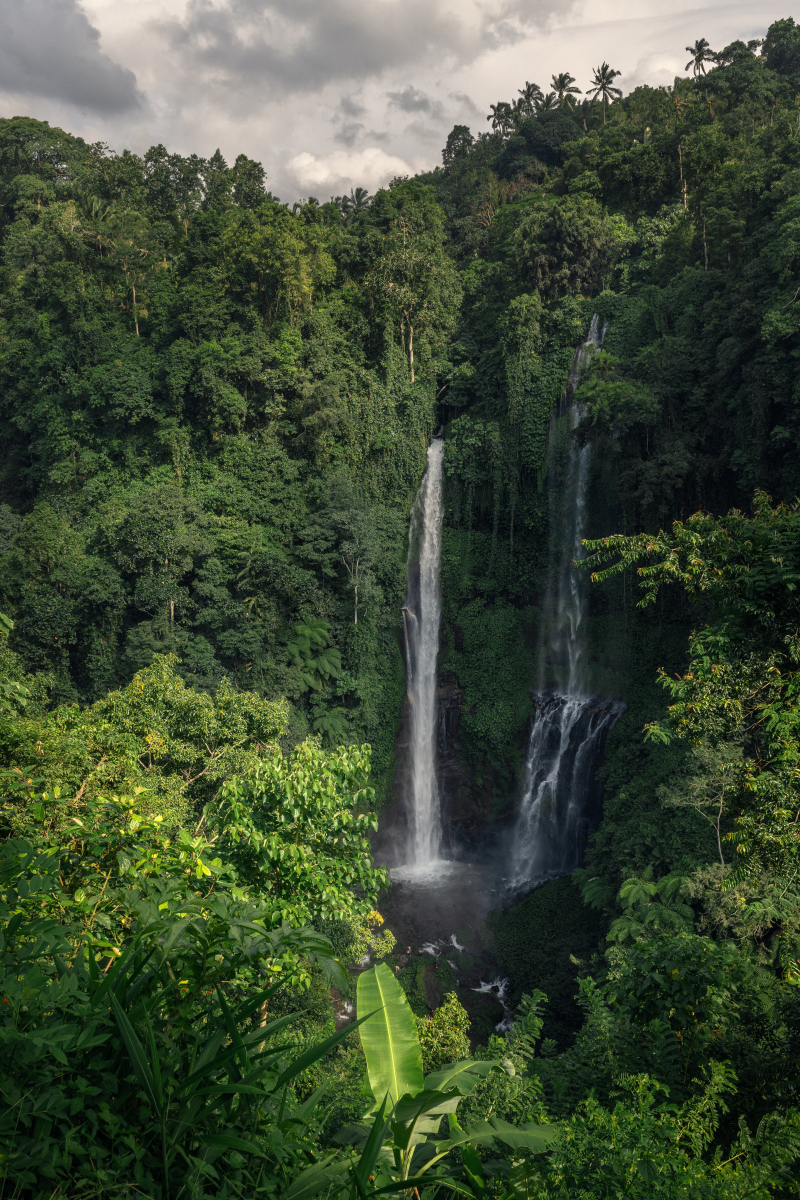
<box><xmin>509</xmin><ymin>315</ymin><xmax>623</xmax><ymax>893</ymax></box>
<box><xmin>401</xmin><ymin>437</ymin><xmax>445</xmax><ymax>869</ymax></box>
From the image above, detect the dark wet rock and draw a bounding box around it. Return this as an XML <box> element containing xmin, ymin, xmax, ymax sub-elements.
<box><xmin>372</xmin><ymin>668</ymin><xmax>520</xmax><ymax>869</ymax></box>
<box><xmin>423</xmin><ymin>965</ymin><xmax>442</xmax><ymax>1011</ymax></box>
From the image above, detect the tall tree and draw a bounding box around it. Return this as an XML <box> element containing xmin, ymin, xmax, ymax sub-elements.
<box><xmin>685</xmin><ymin>37</ymin><xmax>716</xmax><ymax>76</ymax></box>
<box><xmin>337</xmin><ymin>186</ymin><xmax>371</xmax><ymax>225</ymax></box>
<box><xmin>551</xmin><ymin>72</ymin><xmax>582</xmax><ymax>108</ymax></box>
<box><xmin>349</xmin><ymin>186</ymin><xmax>371</xmax><ymax>212</ymax></box>
<box><xmin>517</xmin><ymin>80</ymin><xmax>544</xmax><ymax>116</ymax></box>
<box><xmin>487</xmin><ymin>101</ymin><xmax>514</xmax><ymax>135</ymax></box>
<box><xmin>587</xmin><ymin>62</ymin><xmax>622</xmax><ymax>123</ymax></box>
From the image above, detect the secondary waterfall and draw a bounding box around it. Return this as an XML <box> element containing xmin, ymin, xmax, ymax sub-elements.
<box><xmin>402</xmin><ymin>437</ymin><xmax>445</xmax><ymax>867</ymax></box>
<box><xmin>509</xmin><ymin>316</ymin><xmax>623</xmax><ymax>892</ymax></box>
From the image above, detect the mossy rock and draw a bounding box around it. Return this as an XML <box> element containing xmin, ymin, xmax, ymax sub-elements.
<box><xmin>397</xmin><ymin>956</ymin><xmax>459</xmax><ymax>1015</ymax></box>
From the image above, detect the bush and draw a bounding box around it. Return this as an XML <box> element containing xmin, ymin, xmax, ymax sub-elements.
<box><xmin>489</xmin><ymin>878</ymin><xmax>607</xmax><ymax>1047</ymax></box>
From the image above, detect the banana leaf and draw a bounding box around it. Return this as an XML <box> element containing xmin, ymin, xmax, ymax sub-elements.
<box><xmin>357</xmin><ymin>963</ymin><xmax>423</xmax><ymax>1106</ymax></box>
<box><xmin>424</xmin><ymin>1059</ymin><xmax>494</xmax><ymax>1095</ymax></box>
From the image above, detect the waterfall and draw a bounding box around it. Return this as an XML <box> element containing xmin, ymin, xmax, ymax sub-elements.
<box><xmin>509</xmin><ymin>316</ymin><xmax>623</xmax><ymax>892</ymax></box>
<box><xmin>402</xmin><ymin>438</ymin><xmax>445</xmax><ymax>868</ymax></box>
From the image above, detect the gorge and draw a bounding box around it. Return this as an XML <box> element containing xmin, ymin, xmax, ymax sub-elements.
<box><xmin>386</xmin><ymin>316</ymin><xmax>623</xmax><ymax>924</ymax></box>
<box><xmin>3</xmin><ymin>21</ymin><xmax>800</xmax><ymax>1192</ymax></box>
<box><xmin>507</xmin><ymin>315</ymin><xmax>623</xmax><ymax>894</ymax></box>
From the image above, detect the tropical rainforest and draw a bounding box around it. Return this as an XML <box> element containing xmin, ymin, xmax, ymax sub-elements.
<box><xmin>2</xmin><ymin>15</ymin><xmax>800</xmax><ymax>1199</ymax></box>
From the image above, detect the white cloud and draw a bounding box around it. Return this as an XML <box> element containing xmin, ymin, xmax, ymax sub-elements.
<box><xmin>287</xmin><ymin>146</ymin><xmax>415</xmax><ymax>193</ymax></box>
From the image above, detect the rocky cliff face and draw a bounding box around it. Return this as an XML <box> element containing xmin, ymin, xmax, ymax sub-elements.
<box><xmin>372</xmin><ymin>666</ymin><xmax>518</xmax><ymax>868</ymax></box>
<box><xmin>435</xmin><ymin>671</ymin><xmax>510</xmax><ymax>857</ymax></box>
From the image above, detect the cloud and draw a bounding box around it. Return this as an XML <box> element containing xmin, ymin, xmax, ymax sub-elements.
<box><xmin>334</xmin><ymin>121</ymin><xmax>364</xmax><ymax>147</ymax></box>
<box><xmin>155</xmin><ymin>0</ymin><xmax>570</xmax><ymax>101</ymax></box>
<box><xmin>339</xmin><ymin>94</ymin><xmax>367</xmax><ymax>118</ymax></box>
<box><xmin>449</xmin><ymin>91</ymin><xmax>482</xmax><ymax>116</ymax></box>
<box><xmin>0</xmin><ymin>0</ymin><xmax>141</xmax><ymax>113</ymax></box>
<box><xmin>386</xmin><ymin>85</ymin><xmax>443</xmax><ymax>117</ymax></box>
<box><xmin>288</xmin><ymin>145</ymin><xmax>414</xmax><ymax>192</ymax></box>
<box><xmin>403</xmin><ymin>119</ymin><xmax>445</xmax><ymax>142</ymax></box>
<box><xmin>11</xmin><ymin>0</ymin><xmax>789</xmax><ymax>203</ymax></box>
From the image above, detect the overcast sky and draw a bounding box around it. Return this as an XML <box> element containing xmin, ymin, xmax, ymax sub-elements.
<box><xmin>0</xmin><ymin>0</ymin><xmax>791</xmax><ymax>201</ymax></box>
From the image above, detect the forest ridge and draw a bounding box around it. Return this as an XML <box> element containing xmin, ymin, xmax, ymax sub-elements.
<box><xmin>1</xmin><ymin>16</ymin><xmax>800</xmax><ymax>1200</ymax></box>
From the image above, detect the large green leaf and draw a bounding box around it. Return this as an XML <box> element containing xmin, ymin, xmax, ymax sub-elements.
<box><xmin>393</xmin><ymin>1089</ymin><xmax>457</xmax><ymax>1151</ymax></box>
<box><xmin>428</xmin><ymin>1117</ymin><xmax>554</xmax><ymax>1167</ymax></box>
<box><xmin>424</xmin><ymin>1059</ymin><xmax>494</xmax><ymax>1095</ymax></box>
<box><xmin>483</xmin><ymin>1117</ymin><xmax>556</xmax><ymax>1152</ymax></box>
<box><xmin>358</xmin><ymin>962</ymin><xmax>423</xmax><ymax>1105</ymax></box>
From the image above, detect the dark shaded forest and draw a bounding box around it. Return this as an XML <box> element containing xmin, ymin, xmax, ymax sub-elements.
<box><xmin>2</xmin><ymin>17</ymin><xmax>800</xmax><ymax>1199</ymax></box>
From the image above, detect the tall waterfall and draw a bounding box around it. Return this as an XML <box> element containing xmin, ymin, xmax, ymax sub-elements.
<box><xmin>402</xmin><ymin>438</ymin><xmax>445</xmax><ymax>867</ymax></box>
<box><xmin>509</xmin><ymin>316</ymin><xmax>623</xmax><ymax>892</ymax></box>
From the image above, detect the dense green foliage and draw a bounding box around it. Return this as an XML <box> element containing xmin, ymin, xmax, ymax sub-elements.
<box><xmin>0</xmin><ymin>128</ymin><xmax>462</xmax><ymax>795</ymax></box>
<box><xmin>4</xmin><ymin>14</ymin><xmax>800</xmax><ymax>1198</ymax></box>
<box><xmin>427</xmin><ymin>19</ymin><xmax>800</xmax><ymax>1195</ymax></box>
<box><xmin>488</xmin><ymin>878</ymin><xmax>607</xmax><ymax>1048</ymax></box>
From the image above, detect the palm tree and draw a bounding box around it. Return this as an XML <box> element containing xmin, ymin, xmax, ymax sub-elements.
<box><xmin>685</xmin><ymin>38</ymin><xmax>716</xmax><ymax>77</ymax></box>
<box><xmin>487</xmin><ymin>101</ymin><xmax>514</xmax><ymax>135</ymax></box>
<box><xmin>349</xmin><ymin>186</ymin><xmax>371</xmax><ymax>213</ymax></box>
<box><xmin>551</xmin><ymin>72</ymin><xmax>582</xmax><ymax>108</ymax></box>
<box><xmin>336</xmin><ymin>187</ymin><xmax>370</xmax><ymax>226</ymax></box>
<box><xmin>517</xmin><ymin>80</ymin><xmax>543</xmax><ymax>117</ymax></box>
<box><xmin>509</xmin><ymin>98</ymin><xmax>526</xmax><ymax>130</ymax></box>
<box><xmin>587</xmin><ymin>63</ymin><xmax>622</xmax><ymax>123</ymax></box>
<box><xmin>575</xmin><ymin>97</ymin><xmax>599</xmax><ymax>135</ymax></box>
<box><xmin>536</xmin><ymin>92</ymin><xmax>558</xmax><ymax>114</ymax></box>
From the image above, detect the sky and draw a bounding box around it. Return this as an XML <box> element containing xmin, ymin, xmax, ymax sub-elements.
<box><xmin>0</xmin><ymin>0</ymin><xmax>792</xmax><ymax>202</ymax></box>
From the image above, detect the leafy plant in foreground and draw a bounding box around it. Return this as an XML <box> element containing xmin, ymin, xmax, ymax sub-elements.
<box><xmin>287</xmin><ymin>963</ymin><xmax>555</xmax><ymax>1198</ymax></box>
<box><xmin>0</xmin><ymin>832</ymin><xmax>354</xmax><ymax>1198</ymax></box>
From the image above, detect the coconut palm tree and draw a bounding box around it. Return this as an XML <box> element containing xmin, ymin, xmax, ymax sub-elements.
<box><xmin>685</xmin><ymin>38</ymin><xmax>716</xmax><ymax>77</ymax></box>
<box><xmin>517</xmin><ymin>80</ymin><xmax>544</xmax><ymax>117</ymax></box>
<box><xmin>509</xmin><ymin>98</ymin><xmax>527</xmax><ymax>129</ymax></box>
<box><xmin>551</xmin><ymin>72</ymin><xmax>582</xmax><ymax>108</ymax></box>
<box><xmin>349</xmin><ymin>186</ymin><xmax>371</xmax><ymax>213</ymax></box>
<box><xmin>336</xmin><ymin>187</ymin><xmax>371</xmax><ymax>226</ymax></box>
<box><xmin>536</xmin><ymin>92</ymin><xmax>558</xmax><ymax>114</ymax></box>
<box><xmin>487</xmin><ymin>101</ymin><xmax>514</xmax><ymax>135</ymax></box>
<box><xmin>575</xmin><ymin>97</ymin><xmax>599</xmax><ymax>135</ymax></box>
<box><xmin>587</xmin><ymin>62</ymin><xmax>622</xmax><ymax>123</ymax></box>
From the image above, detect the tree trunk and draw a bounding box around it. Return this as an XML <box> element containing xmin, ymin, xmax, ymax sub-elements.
<box><xmin>409</xmin><ymin>322</ymin><xmax>414</xmax><ymax>383</ymax></box>
<box><xmin>678</xmin><ymin>144</ymin><xmax>688</xmax><ymax>211</ymax></box>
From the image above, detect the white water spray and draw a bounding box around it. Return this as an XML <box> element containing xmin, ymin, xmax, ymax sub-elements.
<box><xmin>509</xmin><ymin>316</ymin><xmax>623</xmax><ymax>892</ymax></box>
<box><xmin>402</xmin><ymin>438</ymin><xmax>445</xmax><ymax>868</ymax></box>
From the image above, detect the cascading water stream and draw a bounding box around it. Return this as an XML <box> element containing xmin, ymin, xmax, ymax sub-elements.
<box><xmin>401</xmin><ymin>437</ymin><xmax>445</xmax><ymax>869</ymax></box>
<box><xmin>509</xmin><ymin>316</ymin><xmax>623</xmax><ymax>893</ymax></box>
